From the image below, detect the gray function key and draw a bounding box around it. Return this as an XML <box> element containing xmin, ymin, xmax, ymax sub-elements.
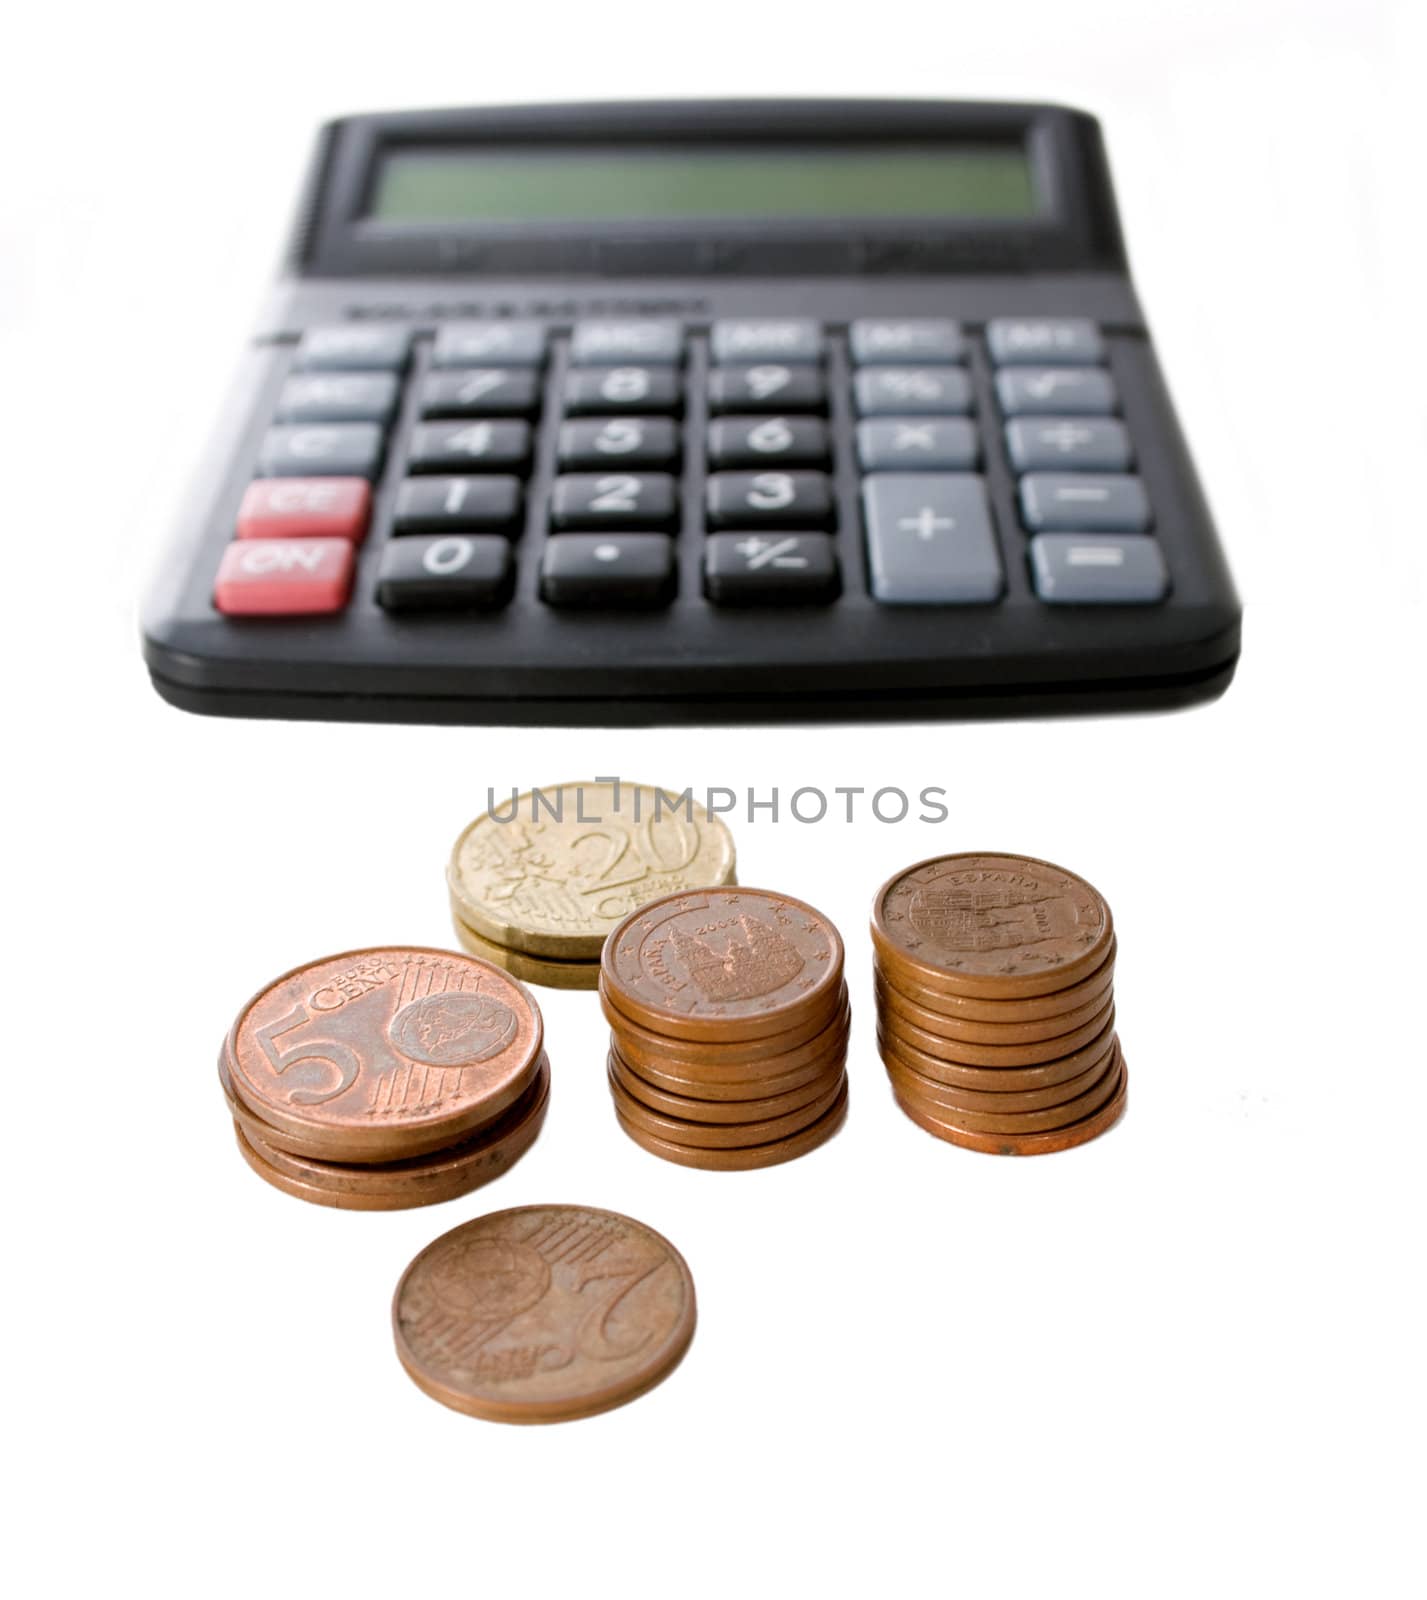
<box><xmin>850</xmin><ymin>319</ymin><xmax>965</xmax><ymax>365</ymax></box>
<box><xmin>1030</xmin><ymin>535</ymin><xmax>1169</xmax><ymax>604</ymax></box>
<box><xmin>274</xmin><ymin>372</ymin><xmax>399</xmax><ymax>424</ymax></box>
<box><xmin>293</xmin><ymin>324</ymin><xmax>412</xmax><ymax>372</ymax></box>
<box><xmin>863</xmin><ymin>474</ymin><xmax>1003</xmax><ymax>604</ymax></box>
<box><xmin>710</xmin><ymin>319</ymin><xmax>822</xmax><ymax>364</ymax></box>
<box><xmin>571</xmin><ymin>320</ymin><xmax>683</xmax><ymax>365</ymax></box>
<box><xmin>257</xmin><ymin>423</ymin><xmax>384</xmax><ymax>479</ymax></box>
<box><xmin>854</xmin><ymin>367</ymin><xmax>973</xmax><ymax>416</ymax></box>
<box><xmin>997</xmin><ymin>367</ymin><xmax>1117</xmax><ymax>416</ymax></box>
<box><xmin>857</xmin><ymin>418</ymin><xmax>980</xmax><ymax>471</ymax></box>
<box><xmin>1020</xmin><ymin>473</ymin><xmax>1150</xmax><ymax>533</ymax></box>
<box><xmin>433</xmin><ymin>321</ymin><xmax>546</xmax><ymax>367</ymax></box>
<box><xmin>1005</xmin><ymin>417</ymin><xmax>1132</xmax><ymax>473</ymax></box>
<box><xmin>987</xmin><ymin>318</ymin><xmax>1104</xmax><ymax>366</ymax></box>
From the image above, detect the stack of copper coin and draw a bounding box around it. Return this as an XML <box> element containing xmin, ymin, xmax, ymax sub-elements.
<box><xmin>448</xmin><ymin>780</ymin><xmax>737</xmax><ymax>989</ymax></box>
<box><xmin>220</xmin><ymin>946</ymin><xmax>549</xmax><ymax>1208</ymax></box>
<box><xmin>599</xmin><ymin>887</ymin><xmax>849</xmax><ymax>1170</ymax></box>
<box><xmin>872</xmin><ymin>854</ymin><xmax>1126</xmax><ymax>1155</ymax></box>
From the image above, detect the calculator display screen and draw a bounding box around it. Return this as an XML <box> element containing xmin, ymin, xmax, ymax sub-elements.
<box><xmin>368</xmin><ymin>143</ymin><xmax>1039</xmax><ymax>223</ymax></box>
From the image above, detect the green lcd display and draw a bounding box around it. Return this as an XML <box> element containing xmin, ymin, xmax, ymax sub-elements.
<box><xmin>369</xmin><ymin>143</ymin><xmax>1039</xmax><ymax>224</ymax></box>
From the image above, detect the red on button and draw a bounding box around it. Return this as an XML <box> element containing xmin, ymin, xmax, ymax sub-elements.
<box><xmin>214</xmin><ymin>538</ymin><xmax>355</xmax><ymax>616</ymax></box>
<box><xmin>236</xmin><ymin>477</ymin><xmax>371</xmax><ymax>542</ymax></box>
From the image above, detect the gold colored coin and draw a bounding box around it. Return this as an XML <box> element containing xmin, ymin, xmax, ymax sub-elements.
<box><xmin>452</xmin><ymin>914</ymin><xmax>599</xmax><ymax>990</ymax></box>
<box><xmin>448</xmin><ymin>780</ymin><xmax>736</xmax><ymax>960</ymax></box>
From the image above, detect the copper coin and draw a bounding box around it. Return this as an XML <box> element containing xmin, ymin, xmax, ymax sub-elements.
<box><xmin>876</xmin><ymin>1017</ymin><xmax>1117</xmax><ymax>1092</ymax></box>
<box><xmin>609</xmin><ymin>1047</ymin><xmax>843</xmax><ymax>1125</ymax></box>
<box><xmin>608</xmin><ymin>1059</ymin><xmax>845</xmax><ymax>1149</ymax></box>
<box><xmin>879</xmin><ymin>1000</ymin><xmax>1114</xmax><ymax>1068</ymax></box>
<box><xmin>452</xmin><ymin>915</ymin><xmax>599</xmax><ymax>990</ymax></box>
<box><xmin>237</xmin><ymin>1062</ymin><xmax>550</xmax><ymax>1206</ymax></box>
<box><xmin>223</xmin><ymin>947</ymin><xmax>543</xmax><ymax>1162</ymax></box>
<box><xmin>600</xmin><ymin>982</ymin><xmax>848</xmax><ymax>1068</ymax></box>
<box><xmin>883</xmin><ymin>1045</ymin><xmax>1114</xmax><ymax>1114</ymax></box>
<box><xmin>894</xmin><ymin>1050</ymin><xmax>1128</xmax><ymax>1155</ymax></box>
<box><xmin>393</xmin><ymin>1204</ymin><xmax>696</xmax><ymax>1423</ymax></box>
<box><xmin>891</xmin><ymin>1049</ymin><xmax>1121</xmax><ymax>1134</ymax></box>
<box><xmin>872</xmin><ymin>853</ymin><xmax>1113</xmax><ymax>999</ymax></box>
<box><xmin>874</xmin><ymin>970</ymin><xmax>1112</xmax><ymax>1045</ymax></box>
<box><xmin>602</xmin><ymin>887</ymin><xmax>844</xmax><ymax>1043</ymax></box>
<box><xmin>614</xmin><ymin>1079</ymin><xmax>849</xmax><ymax>1171</ymax></box>
<box><xmin>872</xmin><ymin>940</ymin><xmax>1116</xmax><ymax>1022</ymax></box>
<box><xmin>611</xmin><ymin>1017</ymin><xmax>850</xmax><ymax>1102</ymax></box>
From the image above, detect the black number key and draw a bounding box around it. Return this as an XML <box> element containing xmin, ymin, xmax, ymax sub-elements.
<box><xmin>707</xmin><ymin>416</ymin><xmax>829</xmax><ymax>468</ymax></box>
<box><xmin>704</xmin><ymin>534</ymin><xmax>840</xmax><ymax>605</ymax></box>
<box><xmin>540</xmin><ymin>534</ymin><xmax>676</xmax><ymax>608</ymax></box>
<box><xmin>407</xmin><ymin>420</ymin><xmax>531</xmax><ymax>473</ymax></box>
<box><xmin>550</xmin><ymin>473</ymin><xmax>678</xmax><ymax>531</ymax></box>
<box><xmin>392</xmin><ymin>476</ymin><xmax>523</xmax><ymax>535</ymax></box>
<box><xmin>557</xmin><ymin>417</ymin><xmax>680</xmax><ymax>469</ymax></box>
<box><xmin>376</xmin><ymin>536</ymin><xmax>514</xmax><ymax>611</ymax></box>
<box><xmin>564</xmin><ymin>367</ymin><xmax>682</xmax><ymax>414</ymax></box>
<box><xmin>419</xmin><ymin>369</ymin><xmax>541</xmax><ymax>417</ymax></box>
<box><xmin>708</xmin><ymin>364</ymin><xmax>826</xmax><ymax>414</ymax></box>
<box><xmin>706</xmin><ymin>471</ymin><xmax>834</xmax><ymax>530</ymax></box>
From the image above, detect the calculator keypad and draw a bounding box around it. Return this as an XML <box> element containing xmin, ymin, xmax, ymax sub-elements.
<box><xmin>216</xmin><ymin>315</ymin><xmax>1172</xmax><ymax>617</ymax></box>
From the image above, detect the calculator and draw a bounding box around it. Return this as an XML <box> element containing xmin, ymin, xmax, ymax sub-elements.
<box><xmin>142</xmin><ymin>100</ymin><xmax>1241</xmax><ymax>724</ymax></box>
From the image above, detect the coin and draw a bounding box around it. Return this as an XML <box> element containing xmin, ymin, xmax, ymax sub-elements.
<box><xmin>893</xmin><ymin>1051</ymin><xmax>1127</xmax><ymax>1155</ymax></box>
<box><xmin>613</xmin><ymin>1080</ymin><xmax>849</xmax><ymax>1171</ymax></box>
<box><xmin>872</xmin><ymin>853</ymin><xmax>1113</xmax><ymax>999</ymax></box>
<box><xmin>600</xmin><ymin>983</ymin><xmax>848</xmax><ymax>1069</ymax></box>
<box><xmin>609</xmin><ymin>1047</ymin><xmax>844</xmax><ymax>1124</ymax></box>
<box><xmin>874</xmin><ymin>971</ymin><xmax>1112</xmax><ymax>1045</ymax></box>
<box><xmin>449</xmin><ymin>781</ymin><xmax>736</xmax><ymax>959</ymax></box>
<box><xmin>875</xmin><ymin>1018</ymin><xmax>1118</xmax><ymax>1093</ymax></box>
<box><xmin>452</xmin><ymin>915</ymin><xmax>599</xmax><ymax>990</ymax></box>
<box><xmin>882</xmin><ymin>1047</ymin><xmax>1114</xmax><ymax>1114</ymax></box>
<box><xmin>236</xmin><ymin>1061</ymin><xmax>550</xmax><ymax>1207</ymax></box>
<box><xmin>891</xmin><ymin>1050</ymin><xmax>1121</xmax><ymax>1134</ymax></box>
<box><xmin>608</xmin><ymin>1059</ymin><xmax>845</xmax><ymax>1149</ymax></box>
<box><xmin>874</xmin><ymin>939</ymin><xmax>1116</xmax><ymax>1022</ymax></box>
<box><xmin>602</xmin><ymin>888</ymin><xmax>844</xmax><ymax>1043</ymax></box>
<box><xmin>393</xmin><ymin>1205</ymin><xmax>696</xmax><ymax>1423</ymax></box>
<box><xmin>223</xmin><ymin>947</ymin><xmax>543</xmax><ymax>1162</ymax></box>
<box><xmin>879</xmin><ymin>1001</ymin><xmax>1114</xmax><ymax>1068</ymax></box>
<box><xmin>613</xmin><ymin>1023</ymin><xmax>848</xmax><ymax>1102</ymax></box>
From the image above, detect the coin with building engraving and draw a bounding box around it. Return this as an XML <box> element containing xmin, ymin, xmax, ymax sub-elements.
<box><xmin>393</xmin><ymin>1204</ymin><xmax>696</xmax><ymax>1423</ymax></box>
<box><xmin>223</xmin><ymin>947</ymin><xmax>543</xmax><ymax>1162</ymax></box>
<box><xmin>449</xmin><ymin>781</ymin><xmax>737</xmax><ymax>960</ymax></box>
<box><xmin>873</xmin><ymin>853</ymin><xmax>1114</xmax><ymax>998</ymax></box>
<box><xmin>875</xmin><ymin>938</ymin><xmax>1116</xmax><ymax>1022</ymax></box>
<box><xmin>603</xmin><ymin>888</ymin><xmax>845</xmax><ymax>1042</ymax></box>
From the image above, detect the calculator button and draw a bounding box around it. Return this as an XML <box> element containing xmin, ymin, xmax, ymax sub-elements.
<box><xmin>1029</xmin><ymin>535</ymin><xmax>1169</xmax><ymax>604</ymax></box>
<box><xmin>857</xmin><ymin>418</ymin><xmax>980</xmax><ymax>471</ymax></box>
<box><xmin>557</xmin><ymin>417</ymin><xmax>680</xmax><ymax>469</ymax></box>
<box><xmin>419</xmin><ymin>369</ymin><xmax>542</xmax><ymax>418</ymax></box>
<box><xmin>540</xmin><ymin>535</ymin><xmax>676</xmax><ymax>607</ymax></box>
<box><xmin>550</xmin><ymin>473</ymin><xmax>678</xmax><ymax>531</ymax></box>
<box><xmin>275</xmin><ymin>373</ymin><xmax>399</xmax><ymax>425</ymax></box>
<box><xmin>1005</xmin><ymin>417</ymin><xmax>1132</xmax><ymax>473</ymax></box>
<box><xmin>237</xmin><ymin>478</ymin><xmax>371</xmax><ymax>542</ymax></box>
<box><xmin>375</xmin><ymin>536</ymin><xmax>514</xmax><ymax>612</ymax></box>
<box><xmin>407</xmin><ymin>421</ymin><xmax>532</xmax><ymax>473</ymax></box>
<box><xmin>1020</xmin><ymin>473</ymin><xmax>1151</xmax><ymax>533</ymax></box>
<box><xmin>708</xmin><ymin>416</ymin><xmax>830</xmax><ymax>469</ymax></box>
<box><xmin>996</xmin><ymin>367</ymin><xmax>1117</xmax><ymax>416</ymax></box>
<box><xmin>849</xmin><ymin>320</ymin><xmax>965</xmax><ymax>365</ymax></box>
<box><xmin>433</xmin><ymin>322</ymin><xmax>546</xmax><ymax>367</ymax></box>
<box><xmin>706</xmin><ymin>471</ymin><xmax>834</xmax><ymax>531</ymax></box>
<box><xmin>710</xmin><ymin>320</ymin><xmax>822</xmax><ymax>363</ymax></box>
<box><xmin>708</xmin><ymin>365</ymin><xmax>826</xmax><ymax>414</ymax></box>
<box><xmin>863</xmin><ymin>474</ymin><xmax>1004</xmax><ymax>604</ymax></box>
<box><xmin>853</xmin><ymin>368</ymin><xmax>973</xmax><ymax>416</ymax></box>
<box><xmin>704</xmin><ymin>534</ymin><xmax>840</xmax><ymax>605</ymax></box>
<box><xmin>392</xmin><ymin>476</ymin><xmax>523</xmax><ymax>535</ymax></box>
<box><xmin>213</xmin><ymin>538</ymin><xmax>355</xmax><ymax>615</ymax></box>
<box><xmin>257</xmin><ymin>423</ymin><xmax>384</xmax><ymax>480</ymax></box>
<box><xmin>987</xmin><ymin>318</ymin><xmax>1103</xmax><ymax>366</ymax></box>
<box><xmin>564</xmin><ymin>367</ymin><xmax>682</xmax><ymax>415</ymax></box>
<box><xmin>570</xmin><ymin>320</ymin><xmax>683</xmax><ymax>365</ymax></box>
<box><xmin>293</xmin><ymin>325</ymin><xmax>412</xmax><ymax>372</ymax></box>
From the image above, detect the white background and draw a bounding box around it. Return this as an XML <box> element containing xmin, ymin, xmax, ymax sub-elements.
<box><xmin>5</xmin><ymin>1</ymin><xmax>1424</xmax><ymax>1594</ymax></box>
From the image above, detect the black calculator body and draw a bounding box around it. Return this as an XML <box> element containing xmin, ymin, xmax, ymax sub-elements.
<box><xmin>142</xmin><ymin>100</ymin><xmax>1241</xmax><ymax>724</ymax></box>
